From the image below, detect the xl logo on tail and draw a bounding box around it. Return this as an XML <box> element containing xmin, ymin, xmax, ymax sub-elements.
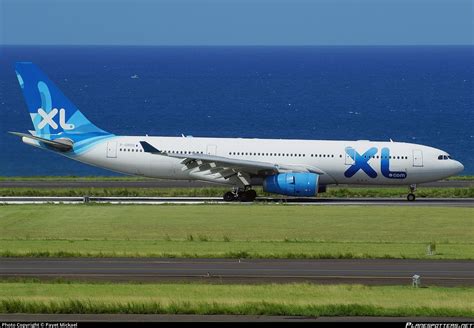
<box><xmin>37</xmin><ymin>108</ymin><xmax>75</xmax><ymax>130</ymax></box>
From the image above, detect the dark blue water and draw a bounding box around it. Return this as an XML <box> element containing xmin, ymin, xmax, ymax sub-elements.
<box><xmin>1</xmin><ymin>46</ymin><xmax>473</xmax><ymax>176</ymax></box>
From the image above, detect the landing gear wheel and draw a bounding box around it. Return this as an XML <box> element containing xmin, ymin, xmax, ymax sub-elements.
<box><xmin>237</xmin><ymin>190</ymin><xmax>257</xmax><ymax>202</ymax></box>
<box><xmin>246</xmin><ymin>189</ymin><xmax>257</xmax><ymax>201</ymax></box>
<box><xmin>407</xmin><ymin>193</ymin><xmax>416</xmax><ymax>201</ymax></box>
<box><xmin>223</xmin><ymin>191</ymin><xmax>235</xmax><ymax>202</ymax></box>
<box><xmin>238</xmin><ymin>191</ymin><xmax>251</xmax><ymax>202</ymax></box>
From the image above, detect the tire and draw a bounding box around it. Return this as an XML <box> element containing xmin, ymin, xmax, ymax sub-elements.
<box><xmin>407</xmin><ymin>193</ymin><xmax>416</xmax><ymax>201</ymax></box>
<box><xmin>223</xmin><ymin>191</ymin><xmax>235</xmax><ymax>202</ymax></box>
<box><xmin>247</xmin><ymin>189</ymin><xmax>257</xmax><ymax>201</ymax></box>
<box><xmin>238</xmin><ymin>192</ymin><xmax>250</xmax><ymax>202</ymax></box>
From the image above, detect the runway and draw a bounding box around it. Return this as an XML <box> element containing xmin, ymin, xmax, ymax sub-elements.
<box><xmin>1</xmin><ymin>258</ymin><xmax>473</xmax><ymax>286</ymax></box>
<box><xmin>1</xmin><ymin>196</ymin><xmax>473</xmax><ymax>206</ymax></box>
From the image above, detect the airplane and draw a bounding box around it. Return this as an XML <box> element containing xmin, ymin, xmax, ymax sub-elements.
<box><xmin>10</xmin><ymin>62</ymin><xmax>464</xmax><ymax>202</ymax></box>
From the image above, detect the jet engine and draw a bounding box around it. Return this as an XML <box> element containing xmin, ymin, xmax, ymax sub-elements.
<box><xmin>263</xmin><ymin>173</ymin><xmax>319</xmax><ymax>197</ymax></box>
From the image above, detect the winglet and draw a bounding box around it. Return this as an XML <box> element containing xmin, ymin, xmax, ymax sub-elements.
<box><xmin>140</xmin><ymin>141</ymin><xmax>161</xmax><ymax>154</ymax></box>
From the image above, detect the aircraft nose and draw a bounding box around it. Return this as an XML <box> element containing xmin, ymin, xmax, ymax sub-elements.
<box><xmin>452</xmin><ymin>160</ymin><xmax>464</xmax><ymax>175</ymax></box>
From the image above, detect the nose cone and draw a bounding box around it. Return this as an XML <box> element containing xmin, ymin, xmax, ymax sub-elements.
<box><xmin>452</xmin><ymin>160</ymin><xmax>464</xmax><ymax>175</ymax></box>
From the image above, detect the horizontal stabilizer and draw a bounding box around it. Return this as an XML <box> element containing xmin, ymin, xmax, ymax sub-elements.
<box><xmin>9</xmin><ymin>131</ymin><xmax>73</xmax><ymax>152</ymax></box>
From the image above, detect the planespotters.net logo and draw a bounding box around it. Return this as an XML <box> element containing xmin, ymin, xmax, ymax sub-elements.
<box><xmin>406</xmin><ymin>323</ymin><xmax>474</xmax><ymax>328</ymax></box>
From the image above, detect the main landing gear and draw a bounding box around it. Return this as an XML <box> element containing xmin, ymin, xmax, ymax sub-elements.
<box><xmin>223</xmin><ymin>188</ymin><xmax>257</xmax><ymax>202</ymax></box>
<box><xmin>407</xmin><ymin>184</ymin><xmax>416</xmax><ymax>201</ymax></box>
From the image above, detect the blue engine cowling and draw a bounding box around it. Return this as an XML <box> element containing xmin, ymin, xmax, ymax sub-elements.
<box><xmin>263</xmin><ymin>173</ymin><xmax>319</xmax><ymax>197</ymax></box>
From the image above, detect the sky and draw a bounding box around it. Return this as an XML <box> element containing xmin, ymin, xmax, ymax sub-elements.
<box><xmin>0</xmin><ymin>0</ymin><xmax>472</xmax><ymax>45</ymax></box>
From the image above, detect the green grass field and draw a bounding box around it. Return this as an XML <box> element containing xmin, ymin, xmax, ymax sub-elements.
<box><xmin>1</xmin><ymin>205</ymin><xmax>472</xmax><ymax>259</ymax></box>
<box><xmin>0</xmin><ymin>281</ymin><xmax>472</xmax><ymax>317</ymax></box>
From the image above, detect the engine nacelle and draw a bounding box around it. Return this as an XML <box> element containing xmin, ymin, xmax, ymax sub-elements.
<box><xmin>263</xmin><ymin>173</ymin><xmax>319</xmax><ymax>197</ymax></box>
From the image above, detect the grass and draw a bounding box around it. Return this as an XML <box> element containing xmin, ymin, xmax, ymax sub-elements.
<box><xmin>0</xmin><ymin>204</ymin><xmax>472</xmax><ymax>259</ymax></box>
<box><xmin>0</xmin><ymin>281</ymin><xmax>472</xmax><ymax>316</ymax></box>
<box><xmin>447</xmin><ymin>175</ymin><xmax>474</xmax><ymax>181</ymax></box>
<box><xmin>0</xmin><ymin>186</ymin><xmax>473</xmax><ymax>198</ymax></box>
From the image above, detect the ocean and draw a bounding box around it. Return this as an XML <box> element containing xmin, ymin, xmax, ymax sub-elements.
<box><xmin>0</xmin><ymin>46</ymin><xmax>473</xmax><ymax>176</ymax></box>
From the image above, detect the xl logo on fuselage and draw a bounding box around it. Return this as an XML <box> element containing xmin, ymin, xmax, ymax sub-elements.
<box><xmin>344</xmin><ymin>147</ymin><xmax>407</xmax><ymax>179</ymax></box>
<box><xmin>37</xmin><ymin>108</ymin><xmax>75</xmax><ymax>130</ymax></box>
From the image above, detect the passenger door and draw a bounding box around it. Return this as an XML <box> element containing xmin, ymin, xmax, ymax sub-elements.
<box><xmin>413</xmin><ymin>149</ymin><xmax>423</xmax><ymax>167</ymax></box>
<box><xmin>344</xmin><ymin>147</ymin><xmax>355</xmax><ymax>165</ymax></box>
<box><xmin>206</xmin><ymin>144</ymin><xmax>217</xmax><ymax>156</ymax></box>
<box><xmin>106</xmin><ymin>141</ymin><xmax>117</xmax><ymax>158</ymax></box>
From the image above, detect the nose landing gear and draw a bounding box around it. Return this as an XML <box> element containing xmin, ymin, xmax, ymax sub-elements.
<box><xmin>223</xmin><ymin>187</ymin><xmax>257</xmax><ymax>202</ymax></box>
<box><xmin>407</xmin><ymin>184</ymin><xmax>417</xmax><ymax>201</ymax></box>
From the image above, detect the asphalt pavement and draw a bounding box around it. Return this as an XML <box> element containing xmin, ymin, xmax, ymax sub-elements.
<box><xmin>1</xmin><ymin>258</ymin><xmax>472</xmax><ymax>286</ymax></box>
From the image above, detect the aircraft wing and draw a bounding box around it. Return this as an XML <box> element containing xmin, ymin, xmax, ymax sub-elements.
<box><xmin>140</xmin><ymin>141</ymin><xmax>326</xmax><ymax>186</ymax></box>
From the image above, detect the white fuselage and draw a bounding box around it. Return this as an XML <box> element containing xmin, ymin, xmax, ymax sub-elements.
<box><xmin>65</xmin><ymin>136</ymin><xmax>464</xmax><ymax>187</ymax></box>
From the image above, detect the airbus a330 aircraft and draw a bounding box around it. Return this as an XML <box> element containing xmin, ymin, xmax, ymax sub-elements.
<box><xmin>11</xmin><ymin>62</ymin><xmax>464</xmax><ymax>201</ymax></box>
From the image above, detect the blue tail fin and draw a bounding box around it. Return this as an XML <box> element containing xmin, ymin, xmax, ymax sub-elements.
<box><xmin>15</xmin><ymin>62</ymin><xmax>110</xmax><ymax>141</ymax></box>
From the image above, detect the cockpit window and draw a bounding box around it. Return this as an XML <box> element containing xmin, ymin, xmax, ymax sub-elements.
<box><xmin>438</xmin><ymin>155</ymin><xmax>443</xmax><ymax>160</ymax></box>
<box><xmin>438</xmin><ymin>155</ymin><xmax>451</xmax><ymax>160</ymax></box>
